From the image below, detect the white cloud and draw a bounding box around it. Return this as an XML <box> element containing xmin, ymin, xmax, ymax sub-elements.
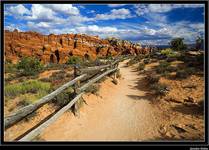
<box><xmin>44</xmin><ymin>4</ymin><xmax>79</xmax><ymax>15</ymax></box>
<box><xmin>6</xmin><ymin>4</ymin><xmax>30</xmax><ymax>16</ymax></box>
<box><xmin>135</xmin><ymin>4</ymin><xmax>204</xmax><ymax>15</ymax></box>
<box><xmin>76</xmin><ymin>25</ymin><xmax>118</xmax><ymax>34</ymax></box>
<box><xmin>5</xmin><ymin>24</ymin><xmax>22</xmax><ymax>32</ymax></box>
<box><xmin>96</xmin><ymin>8</ymin><xmax>133</xmax><ymax>20</ymax></box>
<box><xmin>26</xmin><ymin>4</ymin><xmax>56</xmax><ymax>21</ymax></box>
<box><xmin>144</xmin><ymin>27</ymin><xmax>157</xmax><ymax>35</ymax></box>
<box><xmin>148</xmin><ymin>4</ymin><xmax>173</xmax><ymax>13</ymax></box>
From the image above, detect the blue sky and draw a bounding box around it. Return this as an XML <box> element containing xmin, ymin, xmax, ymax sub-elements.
<box><xmin>4</xmin><ymin>4</ymin><xmax>205</xmax><ymax>45</ymax></box>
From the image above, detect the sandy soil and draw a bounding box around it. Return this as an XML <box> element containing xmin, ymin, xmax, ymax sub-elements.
<box><xmin>40</xmin><ymin>60</ymin><xmax>162</xmax><ymax>141</ymax></box>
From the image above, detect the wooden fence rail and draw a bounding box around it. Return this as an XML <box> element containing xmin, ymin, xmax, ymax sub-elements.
<box><xmin>4</xmin><ymin>74</ymin><xmax>87</xmax><ymax>129</ymax></box>
<box><xmin>4</xmin><ymin>56</ymin><xmax>127</xmax><ymax>141</ymax></box>
<box><xmin>19</xmin><ymin>92</ymin><xmax>84</xmax><ymax>141</ymax></box>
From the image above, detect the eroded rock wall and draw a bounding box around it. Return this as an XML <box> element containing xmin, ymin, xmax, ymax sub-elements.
<box><xmin>4</xmin><ymin>30</ymin><xmax>149</xmax><ymax>64</ymax></box>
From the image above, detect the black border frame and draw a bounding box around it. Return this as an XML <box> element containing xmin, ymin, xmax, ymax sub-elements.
<box><xmin>0</xmin><ymin>0</ymin><xmax>208</xmax><ymax>147</ymax></box>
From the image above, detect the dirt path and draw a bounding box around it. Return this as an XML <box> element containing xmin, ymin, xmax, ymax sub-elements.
<box><xmin>40</xmin><ymin>60</ymin><xmax>161</xmax><ymax>141</ymax></box>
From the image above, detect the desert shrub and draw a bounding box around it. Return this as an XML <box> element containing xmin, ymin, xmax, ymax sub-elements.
<box><xmin>138</xmin><ymin>62</ymin><xmax>145</xmax><ymax>71</ymax></box>
<box><xmin>176</xmin><ymin>67</ymin><xmax>196</xmax><ymax>79</ymax></box>
<box><xmin>17</xmin><ymin>57</ymin><xmax>44</xmax><ymax>76</ymax></box>
<box><xmin>167</xmin><ymin>52</ymin><xmax>180</xmax><ymax>58</ymax></box>
<box><xmin>160</xmin><ymin>48</ymin><xmax>173</xmax><ymax>56</ymax></box>
<box><xmin>5</xmin><ymin>63</ymin><xmax>17</xmax><ymax>74</ymax></box>
<box><xmin>145</xmin><ymin>74</ymin><xmax>160</xmax><ymax>84</ymax></box>
<box><xmin>5</xmin><ymin>80</ymin><xmax>51</xmax><ymax>97</ymax></box>
<box><xmin>66</xmin><ymin>56</ymin><xmax>83</xmax><ymax>65</ymax></box>
<box><xmin>85</xmin><ymin>84</ymin><xmax>100</xmax><ymax>95</ymax></box>
<box><xmin>53</xmin><ymin>87</ymin><xmax>74</xmax><ymax>107</ymax></box>
<box><xmin>150</xmin><ymin>83</ymin><xmax>168</xmax><ymax>96</ymax></box>
<box><xmin>143</xmin><ymin>58</ymin><xmax>150</xmax><ymax>64</ymax></box>
<box><xmin>156</xmin><ymin>61</ymin><xmax>171</xmax><ymax>74</ymax></box>
<box><xmin>160</xmin><ymin>48</ymin><xmax>180</xmax><ymax>61</ymax></box>
<box><xmin>106</xmin><ymin>54</ymin><xmax>113</xmax><ymax>60</ymax></box>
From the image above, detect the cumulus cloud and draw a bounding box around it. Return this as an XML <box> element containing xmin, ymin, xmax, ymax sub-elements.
<box><xmin>26</xmin><ymin>4</ymin><xmax>57</xmax><ymax>22</ymax></box>
<box><xmin>96</xmin><ymin>8</ymin><xmax>133</xmax><ymax>20</ymax></box>
<box><xmin>44</xmin><ymin>4</ymin><xmax>79</xmax><ymax>15</ymax></box>
<box><xmin>5</xmin><ymin>4</ymin><xmax>30</xmax><ymax>17</ymax></box>
<box><xmin>76</xmin><ymin>25</ymin><xmax>118</xmax><ymax>33</ymax></box>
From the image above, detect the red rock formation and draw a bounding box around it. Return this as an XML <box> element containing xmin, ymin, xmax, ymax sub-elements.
<box><xmin>4</xmin><ymin>30</ymin><xmax>147</xmax><ymax>64</ymax></box>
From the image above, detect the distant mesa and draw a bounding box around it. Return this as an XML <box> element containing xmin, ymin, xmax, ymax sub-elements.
<box><xmin>4</xmin><ymin>30</ymin><xmax>151</xmax><ymax>64</ymax></box>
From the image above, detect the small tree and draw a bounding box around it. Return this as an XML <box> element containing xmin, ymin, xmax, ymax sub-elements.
<box><xmin>66</xmin><ymin>56</ymin><xmax>82</xmax><ymax>65</ymax></box>
<box><xmin>17</xmin><ymin>57</ymin><xmax>43</xmax><ymax>76</ymax></box>
<box><xmin>169</xmin><ymin>38</ymin><xmax>187</xmax><ymax>51</ymax></box>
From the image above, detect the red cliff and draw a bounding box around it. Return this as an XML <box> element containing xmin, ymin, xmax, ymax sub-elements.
<box><xmin>4</xmin><ymin>29</ymin><xmax>149</xmax><ymax>64</ymax></box>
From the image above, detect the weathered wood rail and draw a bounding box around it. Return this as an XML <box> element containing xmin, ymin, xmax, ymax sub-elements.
<box><xmin>4</xmin><ymin>56</ymin><xmax>128</xmax><ymax>141</ymax></box>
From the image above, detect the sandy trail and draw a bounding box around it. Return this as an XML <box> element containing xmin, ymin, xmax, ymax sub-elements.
<box><xmin>40</xmin><ymin>60</ymin><xmax>161</xmax><ymax>141</ymax></box>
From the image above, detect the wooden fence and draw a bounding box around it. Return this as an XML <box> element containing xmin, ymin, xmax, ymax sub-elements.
<box><xmin>4</xmin><ymin>56</ymin><xmax>128</xmax><ymax>141</ymax></box>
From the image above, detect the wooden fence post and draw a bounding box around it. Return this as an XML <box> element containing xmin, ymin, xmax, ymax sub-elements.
<box><xmin>72</xmin><ymin>65</ymin><xmax>81</xmax><ymax>116</ymax></box>
<box><xmin>112</xmin><ymin>62</ymin><xmax>119</xmax><ymax>85</ymax></box>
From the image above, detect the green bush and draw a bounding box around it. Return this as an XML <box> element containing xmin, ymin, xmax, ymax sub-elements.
<box><xmin>5</xmin><ymin>80</ymin><xmax>51</xmax><ymax>97</ymax></box>
<box><xmin>176</xmin><ymin>67</ymin><xmax>196</xmax><ymax>79</ymax></box>
<box><xmin>156</xmin><ymin>61</ymin><xmax>171</xmax><ymax>74</ymax></box>
<box><xmin>160</xmin><ymin>48</ymin><xmax>180</xmax><ymax>60</ymax></box>
<box><xmin>66</xmin><ymin>56</ymin><xmax>82</xmax><ymax>65</ymax></box>
<box><xmin>160</xmin><ymin>48</ymin><xmax>173</xmax><ymax>56</ymax></box>
<box><xmin>17</xmin><ymin>57</ymin><xmax>44</xmax><ymax>76</ymax></box>
<box><xmin>167</xmin><ymin>52</ymin><xmax>180</xmax><ymax>58</ymax></box>
<box><xmin>138</xmin><ymin>62</ymin><xmax>145</xmax><ymax>71</ymax></box>
<box><xmin>146</xmin><ymin>74</ymin><xmax>160</xmax><ymax>83</ymax></box>
<box><xmin>53</xmin><ymin>88</ymin><xmax>74</xmax><ymax>107</ymax></box>
<box><xmin>143</xmin><ymin>58</ymin><xmax>150</xmax><ymax>64</ymax></box>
